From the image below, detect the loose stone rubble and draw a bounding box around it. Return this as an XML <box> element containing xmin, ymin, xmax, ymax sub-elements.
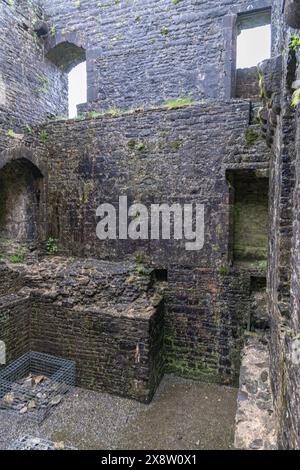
<box><xmin>1</xmin><ymin>374</ymin><xmax>68</xmax><ymax>420</ymax></box>
<box><xmin>9</xmin><ymin>435</ymin><xmax>76</xmax><ymax>451</ymax></box>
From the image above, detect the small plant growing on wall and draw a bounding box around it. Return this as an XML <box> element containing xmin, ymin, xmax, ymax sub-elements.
<box><xmin>127</xmin><ymin>139</ymin><xmax>136</xmax><ymax>149</ymax></box>
<box><xmin>218</xmin><ymin>266</ymin><xmax>230</xmax><ymax>276</ymax></box>
<box><xmin>46</xmin><ymin>237</ymin><xmax>59</xmax><ymax>255</ymax></box>
<box><xmin>163</xmin><ymin>98</ymin><xmax>194</xmax><ymax>109</ymax></box>
<box><xmin>10</xmin><ymin>248</ymin><xmax>25</xmax><ymax>264</ymax></box>
<box><xmin>161</xmin><ymin>27</ymin><xmax>169</xmax><ymax>36</ymax></box>
<box><xmin>50</xmin><ymin>25</ymin><xmax>56</xmax><ymax>37</ymax></box>
<box><xmin>36</xmin><ymin>75</ymin><xmax>49</xmax><ymax>95</ymax></box>
<box><xmin>291</xmin><ymin>88</ymin><xmax>300</xmax><ymax>108</ymax></box>
<box><xmin>289</xmin><ymin>33</ymin><xmax>300</xmax><ymax>51</ymax></box>
<box><xmin>136</xmin><ymin>142</ymin><xmax>145</xmax><ymax>151</ymax></box>
<box><xmin>245</xmin><ymin>128</ymin><xmax>259</xmax><ymax>146</ymax></box>
<box><xmin>7</xmin><ymin>129</ymin><xmax>18</xmax><ymax>138</ymax></box>
<box><xmin>39</xmin><ymin>131</ymin><xmax>49</xmax><ymax>142</ymax></box>
<box><xmin>24</xmin><ymin>124</ymin><xmax>33</xmax><ymax>134</ymax></box>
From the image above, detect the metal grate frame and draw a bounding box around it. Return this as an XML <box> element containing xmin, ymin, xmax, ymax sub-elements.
<box><xmin>0</xmin><ymin>351</ymin><xmax>76</xmax><ymax>423</ymax></box>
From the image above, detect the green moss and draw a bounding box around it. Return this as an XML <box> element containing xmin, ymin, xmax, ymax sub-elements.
<box><xmin>7</xmin><ymin>129</ymin><xmax>18</xmax><ymax>138</ymax></box>
<box><xmin>46</xmin><ymin>237</ymin><xmax>59</xmax><ymax>255</ymax></box>
<box><xmin>89</xmin><ymin>111</ymin><xmax>106</xmax><ymax>119</ymax></box>
<box><xmin>291</xmin><ymin>87</ymin><xmax>300</xmax><ymax>108</ymax></box>
<box><xmin>165</xmin><ymin>356</ymin><xmax>220</xmax><ymax>383</ymax></box>
<box><xmin>50</xmin><ymin>25</ymin><xmax>56</xmax><ymax>37</ymax></box>
<box><xmin>24</xmin><ymin>125</ymin><xmax>33</xmax><ymax>134</ymax></box>
<box><xmin>136</xmin><ymin>142</ymin><xmax>145</xmax><ymax>151</ymax></box>
<box><xmin>36</xmin><ymin>74</ymin><xmax>49</xmax><ymax>95</ymax></box>
<box><xmin>127</xmin><ymin>139</ymin><xmax>136</xmax><ymax>149</ymax></box>
<box><xmin>163</xmin><ymin>97</ymin><xmax>194</xmax><ymax>109</ymax></box>
<box><xmin>245</xmin><ymin>128</ymin><xmax>259</xmax><ymax>146</ymax></box>
<box><xmin>218</xmin><ymin>266</ymin><xmax>230</xmax><ymax>276</ymax></box>
<box><xmin>160</xmin><ymin>27</ymin><xmax>169</xmax><ymax>36</ymax></box>
<box><xmin>9</xmin><ymin>248</ymin><xmax>26</xmax><ymax>264</ymax></box>
<box><xmin>257</xmin><ymin>260</ymin><xmax>268</xmax><ymax>270</ymax></box>
<box><xmin>89</xmin><ymin>107</ymin><xmax>120</xmax><ymax>119</ymax></box>
<box><xmin>289</xmin><ymin>33</ymin><xmax>300</xmax><ymax>51</ymax></box>
<box><xmin>233</xmin><ymin>174</ymin><xmax>269</xmax><ymax>263</ymax></box>
<box><xmin>170</xmin><ymin>140</ymin><xmax>182</xmax><ymax>151</ymax></box>
<box><xmin>258</xmin><ymin>67</ymin><xmax>264</xmax><ymax>99</ymax></box>
<box><xmin>135</xmin><ymin>253</ymin><xmax>145</xmax><ymax>264</ymax></box>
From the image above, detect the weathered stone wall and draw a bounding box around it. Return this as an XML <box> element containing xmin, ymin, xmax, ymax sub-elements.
<box><xmin>234</xmin><ymin>333</ymin><xmax>277</xmax><ymax>450</ymax></box>
<box><xmin>258</xmin><ymin>0</ymin><xmax>300</xmax><ymax>448</ymax></box>
<box><xmin>4</xmin><ymin>0</ymin><xmax>298</xmax><ymax>438</ymax></box>
<box><xmin>22</xmin><ymin>101</ymin><xmax>271</xmax><ymax>385</ymax></box>
<box><xmin>28</xmin><ymin>101</ymin><xmax>270</xmax><ymax>265</ymax></box>
<box><xmin>236</xmin><ymin>67</ymin><xmax>260</xmax><ymax>99</ymax></box>
<box><xmin>165</xmin><ymin>266</ymin><xmax>251</xmax><ymax>384</ymax></box>
<box><xmin>0</xmin><ymin>257</ymin><xmax>165</xmax><ymax>402</ymax></box>
<box><xmin>0</xmin><ymin>0</ymin><xmax>67</xmax><ymax>152</ymax></box>
<box><xmin>30</xmin><ymin>298</ymin><xmax>165</xmax><ymax>402</ymax></box>
<box><xmin>0</xmin><ymin>294</ymin><xmax>31</xmax><ymax>366</ymax></box>
<box><xmin>39</xmin><ymin>0</ymin><xmax>272</xmax><ymax>111</ymax></box>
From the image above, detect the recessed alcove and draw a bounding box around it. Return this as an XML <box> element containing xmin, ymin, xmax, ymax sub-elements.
<box><xmin>227</xmin><ymin>170</ymin><xmax>269</xmax><ymax>267</ymax></box>
<box><xmin>0</xmin><ymin>159</ymin><xmax>43</xmax><ymax>241</ymax></box>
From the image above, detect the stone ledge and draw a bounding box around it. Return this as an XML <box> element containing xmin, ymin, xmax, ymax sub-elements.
<box><xmin>234</xmin><ymin>333</ymin><xmax>277</xmax><ymax>450</ymax></box>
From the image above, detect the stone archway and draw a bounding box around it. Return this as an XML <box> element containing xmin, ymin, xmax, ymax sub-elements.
<box><xmin>46</xmin><ymin>40</ymin><xmax>86</xmax><ymax>73</ymax></box>
<box><xmin>0</xmin><ymin>147</ymin><xmax>45</xmax><ymax>242</ymax></box>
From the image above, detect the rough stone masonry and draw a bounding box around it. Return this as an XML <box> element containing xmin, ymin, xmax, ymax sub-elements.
<box><xmin>0</xmin><ymin>0</ymin><xmax>299</xmax><ymax>450</ymax></box>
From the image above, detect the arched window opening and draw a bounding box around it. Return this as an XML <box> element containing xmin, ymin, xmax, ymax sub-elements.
<box><xmin>0</xmin><ymin>159</ymin><xmax>43</xmax><ymax>242</ymax></box>
<box><xmin>46</xmin><ymin>42</ymin><xmax>87</xmax><ymax>118</ymax></box>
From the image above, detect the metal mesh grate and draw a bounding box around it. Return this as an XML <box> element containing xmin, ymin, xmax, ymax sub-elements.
<box><xmin>0</xmin><ymin>352</ymin><xmax>75</xmax><ymax>423</ymax></box>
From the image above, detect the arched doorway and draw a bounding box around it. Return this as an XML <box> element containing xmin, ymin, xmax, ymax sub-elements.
<box><xmin>0</xmin><ymin>152</ymin><xmax>44</xmax><ymax>242</ymax></box>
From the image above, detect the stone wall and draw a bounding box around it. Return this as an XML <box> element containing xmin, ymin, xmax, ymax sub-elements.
<box><xmin>258</xmin><ymin>0</ymin><xmax>300</xmax><ymax>448</ymax></box>
<box><xmin>165</xmin><ymin>266</ymin><xmax>251</xmax><ymax>384</ymax></box>
<box><xmin>21</xmin><ymin>100</ymin><xmax>271</xmax><ymax>385</ymax></box>
<box><xmin>236</xmin><ymin>67</ymin><xmax>260</xmax><ymax>99</ymax></box>
<box><xmin>0</xmin><ymin>257</ymin><xmax>165</xmax><ymax>403</ymax></box>
<box><xmin>39</xmin><ymin>0</ymin><xmax>272</xmax><ymax>111</ymax></box>
<box><xmin>5</xmin><ymin>0</ymin><xmax>300</xmax><ymax>447</ymax></box>
<box><xmin>0</xmin><ymin>0</ymin><xmax>67</xmax><ymax>152</ymax></box>
<box><xmin>234</xmin><ymin>333</ymin><xmax>277</xmax><ymax>450</ymax></box>
<box><xmin>28</xmin><ymin>101</ymin><xmax>270</xmax><ymax>265</ymax></box>
<box><xmin>0</xmin><ymin>293</ymin><xmax>31</xmax><ymax>366</ymax></box>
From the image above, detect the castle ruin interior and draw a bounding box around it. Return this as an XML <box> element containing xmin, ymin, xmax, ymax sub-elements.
<box><xmin>0</xmin><ymin>0</ymin><xmax>299</xmax><ymax>450</ymax></box>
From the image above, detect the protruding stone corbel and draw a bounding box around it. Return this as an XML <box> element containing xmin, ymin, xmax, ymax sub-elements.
<box><xmin>33</xmin><ymin>21</ymin><xmax>49</xmax><ymax>38</ymax></box>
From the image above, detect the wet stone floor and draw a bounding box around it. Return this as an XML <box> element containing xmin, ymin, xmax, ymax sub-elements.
<box><xmin>0</xmin><ymin>375</ymin><xmax>237</xmax><ymax>451</ymax></box>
